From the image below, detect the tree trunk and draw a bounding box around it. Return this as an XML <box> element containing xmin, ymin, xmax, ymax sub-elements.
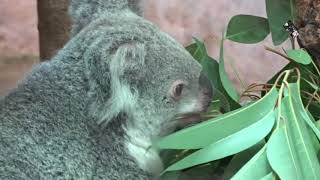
<box><xmin>37</xmin><ymin>0</ymin><xmax>71</xmax><ymax>61</ymax></box>
<box><xmin>295</xmin><ymin>0</ymin><xmax>320</xmax><ymax>67</ymax></box>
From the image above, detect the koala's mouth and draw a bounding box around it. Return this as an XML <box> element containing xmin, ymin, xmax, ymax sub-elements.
<box><xmin>175</xmin><ymin>113</ymin><xmax>203</xmax><ymax>128</ymax></box>
<box><xmin>175</xmin><ymin>99</ymin><xmax>212</xmax><ymax>128</ymax></box>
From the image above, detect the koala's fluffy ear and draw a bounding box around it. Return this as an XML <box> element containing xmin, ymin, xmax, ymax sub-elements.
<box><xmin>109</xmin><ymin>42</ymin><xmax>146</xmax><ymax>80</ymax></box>
<box><xmin>70</xmin><ymin>0</ymin><xmax>145</xmax><ymax>36</ymax></box>
<box><xmin>92</xmin><ymin>43</ymin><xmax>146</xmax><ymax>127</ymax></box>
<box><xmin>128</xmin><ymin>0</ymin><xmax>145</xmax><ymax>16</ymax></box>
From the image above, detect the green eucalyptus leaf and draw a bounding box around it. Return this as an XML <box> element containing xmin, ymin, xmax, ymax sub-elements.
<box><xmin>161</xmin><ymin>171</ymin><xmax>180</xmax><ymax>180</ymax></box>
<box><xmin>266</xmin><ymin>61</ymin><xmax>320</xmax><ymax>119</ymax></box>
<box><xmin>307</xmin><ymin>102</ymin><xmax>320</xmax><ymax>120</ymax></box>
<box><xmin>165</xmin><ymin>110</ymin><xmax>275</xmax><ymax>171</ymax></box>
<box><xmin>157</xmin><ymin>88</ymin><xmax>278</xmax><ymax>149</ymax></box>
<box><xmin>286</xmin><ymin>49</ymin><xmax>312</xmax><ymax>65</ymax></box>
<box><xmin>185</xmin><ymin>40</ymin><xmax>206</xmax><ymax>63</ymax></box>
<box><xmin>289</xmin><ymin>83</ymin><xmax>320</xmax><ymax>140</ymax></box>
<box><xmin>219</xmin><ymin>38</ymin><xmax>239</xmax><ymax>102</ymax></box>
<box><xmin>267</xmin><ymin>120</ymin><xmax>302</xmax><ymax>180</ymax></box>
<box><xmin>259</xmin><ymin>173</ymin><xmax>277</xmax><ymax>180</ymax></box>
<box><xmin>286</xmin><ymin>91</ymin><xmax>320</xmax><ymax>177</ymax></box>
<box><xmin>185</xmin><ymin>39</ymin><xmax>240</xmax><ymax>111</ymax></box>
<box><xmin>309</xmin><ymin>127</ymin><xmax>320</xmax><ymax>161</ymax></box>
<box><xmin>211</xmin><ymin>87</ymin><xmax>231</xmax><ymax>112</ymax></box>
<box><xmin>231</xmin><ymin>146</ymin><xmax>273</xmax><ymax>180</ymax></box>
<box><xmin>290</xmin><ymin>83</ymin><xmax>320</xmax><ymax>160</ymax></box>
<box><xmin>223</xmin><ymin>141</ymin><xmax>265</xmax><ymax>179</ymax></box>
<box><xmin>267</xmin><ymin>125</ymin><xmax>302</xmax><ymax>180</ymax></box>
<box><xmin>316</xmin><ymin>120</ymin><xmax>320</xmax><ymax>129</ymax></box>
<box><xmin>267</xmin><ymin>95</ymin><xmax>320</xmax><ymax>179</ymax></box>
<box><xmin>301</xmin><ymin>77</ymin><xmax>319</xmax><ymax>91</ymax></box>
<box><xmin>178</xmin><ymin>162</ymin><xmax>219</xmax><ymax>180</ymax></box>
<box><xmin>226</xmin><ymin>15</ymin><xmax>270</xmax><ymax>44</ymax></box>
<box><xmin>265</xmin><ymin>0</ymin><xmax>296</xmax><ymax>45</ymax></box>
<box><xmin>306</xmin><ymin>110</ymin><xmax>320</xmax><ymax>156</ymax></box>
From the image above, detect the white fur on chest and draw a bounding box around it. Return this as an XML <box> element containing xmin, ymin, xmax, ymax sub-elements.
<box><xmin>125</xmin><ymin>128</ymin><xmax>164</xmax><ymax>175</ymax></box>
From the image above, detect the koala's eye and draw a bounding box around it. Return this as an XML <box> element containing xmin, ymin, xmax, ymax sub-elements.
<box><xmin>174</xmin><ymin>84</ymin><xmax>184</xmax><ymax>97</ymax></box>
<box><xmin>170</xmin><ymin>80</ymin><xmax>187</xmax><ymax>101</ymax></box>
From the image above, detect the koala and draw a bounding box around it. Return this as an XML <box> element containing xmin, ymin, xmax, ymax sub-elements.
<box><xmin>0</xmin><ymin>0</ymin><xmax>213</xmax><ymax>179</ymax></box>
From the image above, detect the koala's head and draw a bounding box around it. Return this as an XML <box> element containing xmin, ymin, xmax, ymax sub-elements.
<box><xmin>117</xmin><ymin>42</ymin><xmax>213</xmax><ymax>138</ymax></box>
<box><xmin>81</xmin><ymin>12</ymin><xmax>212</xmax><ymax>140</ymax></box>
<box><xmin>69</xmin><ymin>0</ymin><xmax>212</xmax><ymax>175</ymax></box>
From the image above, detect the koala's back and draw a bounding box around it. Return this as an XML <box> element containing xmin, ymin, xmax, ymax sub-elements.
<box><xmin>0</xmin><ymin>61</ymin><xmax>93</xmax><ymax>179</ymax></box>
<box><xmin>0</xmin><ymin>60</ymin><xmax>151</xmax><ymax>179</ymax></box>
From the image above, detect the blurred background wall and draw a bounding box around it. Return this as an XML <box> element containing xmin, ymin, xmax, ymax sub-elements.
<box><xmin>0</xmin><ymin>0</ymin><xmax>288</xmax><ymax>96</ymax></box>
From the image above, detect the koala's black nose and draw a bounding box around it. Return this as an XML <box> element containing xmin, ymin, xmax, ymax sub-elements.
<box><xmin>199</xmin><ymin>72</ymin><xmax>213</xmax><ymax>99</ymax></box>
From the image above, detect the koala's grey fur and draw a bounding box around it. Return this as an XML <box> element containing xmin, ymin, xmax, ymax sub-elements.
<box><xmin>0</xmin><ymin>0</ymin><xmax>212</xmax><ymax>179</ymax></box>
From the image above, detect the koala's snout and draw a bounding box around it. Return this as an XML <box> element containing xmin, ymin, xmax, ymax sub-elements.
<box><xmin>176</xmin><ymin>73</ymin><xmax>213</xmax><ymax>128</ymax></box>
<box><xmin>199</xmin><ymin>72</ymin><xmax>213</xmax><ymax>111</ymax></box>
<box><xmin>199</xmin><ymin>72</ymin><xmax>213</xmax><ymax>98</ymax></box>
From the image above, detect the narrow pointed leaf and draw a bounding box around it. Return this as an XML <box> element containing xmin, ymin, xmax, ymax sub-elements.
<box><xmin>286</xmin><ymin>49</ymin><xmax>312</xmax><ymax>65</ymax></box>
<box><xmin>286</xmin><ymin>92</ymin><xmax>320</xmax><ymax>176</ymax></box>
<box><xmin>316</xmin><ymin>121</ymin><xmax>320</xmax><ymax>129</ymax></box>
<box><xmin>301</xmin><ymin>78</ymin><xmax>319</xmax><ymax>91</ymax></box>
<box><xmin>289</xmin><ymin>83</ymin><xmax>320</xmax><ymax>140</ymax></box>
<box><xmin>231</xmin><ymin>146</ymin><xmax>273</xmax><ymax>180</ymax></box>
<box><xmin>259</xmin><ymin>173</ymin><xmax>277</xmax><ymax>180</ymax></box>
<box><xmin>267</xmin><ymin>120</ymin><xmax>303</xmax><ymax>180</ymax></box>
<box><xmin>223</xmin><ymin>141</ymin><xmax>265</xmax><ymax>179</ymax></box>
<box><xmin>226</xmin><ymin>15</ymin><xmax>270</xmax><ymax>44</ymax></box>
<box><xmin>165</xmin><ymin>110</ymin><xmax>275</xmax><ymax>171</ymax></box>
<box><xmin>219</xmin><ymin>38</ymin><xmax>239</xmax><ymax>102</ymax></box>
<box><xmin>157</xmin><ymin>88</ymin><xmax>278</xmax><ymax>149</ymax></box>
<box><xmin>268</xmin><ymin>94</ymin><xmax>320</xmax><ymax>179</ymax></box>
